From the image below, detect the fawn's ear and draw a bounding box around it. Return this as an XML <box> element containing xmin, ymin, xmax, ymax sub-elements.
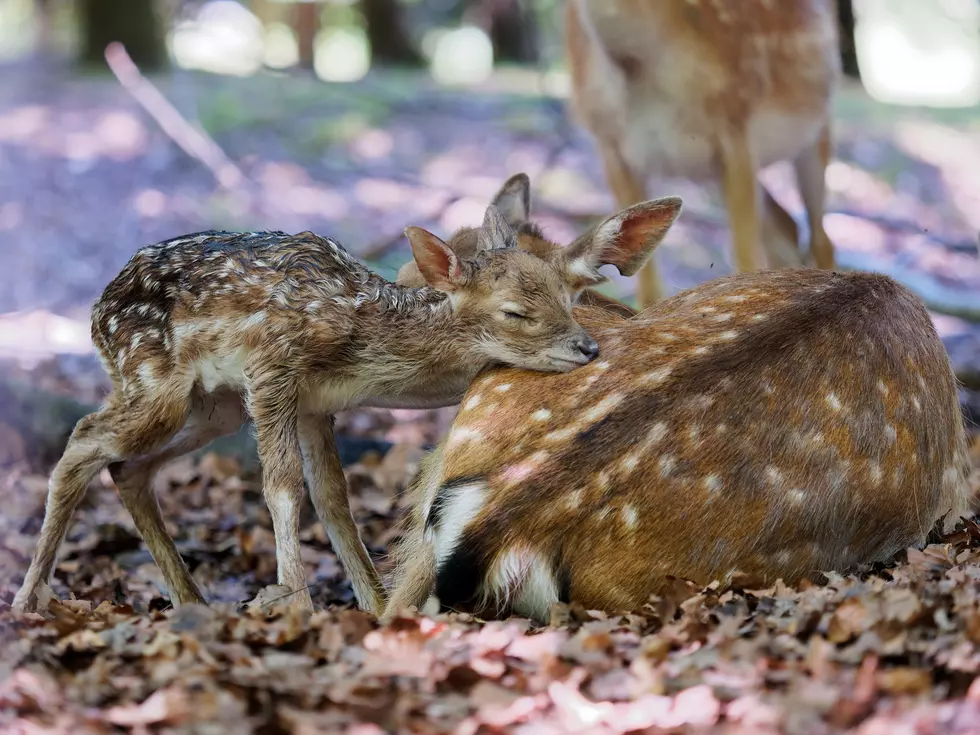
<box><xmin>490</xmin><ymin>173</ymin><xmax>531</xmax><ymax>229</ymax></box>
<box><xmin>395</xmin><ymin>258</ymin><xmax>426</xmax><ymax>288</ymax></box>
<box><xmin>562</xmin><ymin>197</ymin><xmax>683</xmax><ymax>286</ymax></box>
<box><xmin>477</xmin><ymin>204</ymin><xmax>519</xmax><ymax>253</ymax></box>
<box><xmin>406</xmin><ymin>227</ymin><xmax>467</xmax><ymax>291</ymax></box>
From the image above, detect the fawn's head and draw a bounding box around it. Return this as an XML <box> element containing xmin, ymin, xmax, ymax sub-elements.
<box><xmin>398</xmin><ymin>172</ymin><xmax>682</xmax><ymax>308</ymax></box>
<box><xmin>406</xmin><ymin>204</ymin><xmax>599</xmax><ymax>372</ymax></box>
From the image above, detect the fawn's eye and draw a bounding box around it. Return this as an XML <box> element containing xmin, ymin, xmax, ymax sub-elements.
<box><xmin>500</xmin><ymin>302</ymin><xmax>531</xmax><ymax>321</ymax></box>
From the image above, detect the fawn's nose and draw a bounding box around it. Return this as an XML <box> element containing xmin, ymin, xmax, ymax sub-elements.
<box><xmin>576</xmin><ymin>336</ymin><xmax>599</xmax><ymax>361</ymax></box>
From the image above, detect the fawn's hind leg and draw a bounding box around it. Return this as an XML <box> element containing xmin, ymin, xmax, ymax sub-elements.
<box><xmin>13</xmin><ymin>387</ymin><xmax>191</xmax><ymax>612</ymax></box>
<box><xmin>108</xmin><ymin>390</ymin><xmax>246</xmax><ymax>606</ymax></box>
<box><xmin>794</xmin><ymin>123</ymin><xmax>836</xmax><ymax>270</ymax></box>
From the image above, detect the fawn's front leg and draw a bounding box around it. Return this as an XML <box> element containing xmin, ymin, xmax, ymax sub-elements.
<box><xmin>247</xmin><ymin>377</ymin><xmax>313</xmax><ymax>612</ymax></box>
<box><xmin>298</xmin><ymin>412</ymin><xmax>386</xmax><ymax>615</ymax></box>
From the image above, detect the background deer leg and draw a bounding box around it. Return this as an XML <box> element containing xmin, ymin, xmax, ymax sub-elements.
<box><xmin>794</xmin><ymin>123</ymin><xmax>836</xmax><ymax>269</ymax></box>
<box><xmin>298</xmin><ymin>412</ymin><xmax>386</xmax><ymax>615</ymax></box>
<box><xmin>247</xmin><ymin>378</ymin><xmax>312</xmax><ymax>611</ymax></box>
<box><xmin>598</xmin><ymin>143</ymin><xmax>663</xmax><ymax>309</ymax></box>
<box><xmin>761</xmin><ymin>185</ymin><xmax>805</xmax><ymax>268</ymax></box>
<box><xmin>719</xmin><ymin>131</ymin><xmax>765</xmax><ymax>273</ymax></box>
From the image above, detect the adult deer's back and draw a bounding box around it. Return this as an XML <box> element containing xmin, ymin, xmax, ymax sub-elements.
<box><xmin>384</xmin><ymin>269</ymin><xmax>975</xmax><ymax>622</ymax></box>
<box><xmin>565</xmin><ymin>0</ymin><xmax>840</xmax><ymax>307</ymax></box>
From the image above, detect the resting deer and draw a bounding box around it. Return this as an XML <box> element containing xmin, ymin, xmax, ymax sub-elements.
<box><xmin>565</xmin><ymin>0</ymin><xmax>841</xmax><ymax>308</ymax></box>
<box><xmin>13</xmin><ymin>189</ymin><xmax>654</xmax><ymax>616</ymax></box>
<box><xmin>384</xmin><ymin>266</ymin><xmax>974</xmax><ymax>622</ymax></box>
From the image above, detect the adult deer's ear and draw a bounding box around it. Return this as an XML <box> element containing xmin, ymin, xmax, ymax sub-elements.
<box><xmin>476</xmin><ymin>205</ymin><xmax>518</xmax><ymax>253</ymax></box>
<box><xmin>490</xmin><ymin>173</ymin><xmax>531</xmax><ymax>229</ymax></box>
<box><xmin>406</xmin><ymin>227</ymin><xmax>468</xmax><ymax>292</ymax></box>
<box><xmin>563</xmin><ymin>197</ymin><xmax>683</xmax><ymax>280</ymax></box>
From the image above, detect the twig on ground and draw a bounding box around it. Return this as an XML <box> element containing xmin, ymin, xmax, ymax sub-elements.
<box><xmin>104</xmin><ymin>43</ymin><xmax>262</xmax><ymax>214</ymax></box>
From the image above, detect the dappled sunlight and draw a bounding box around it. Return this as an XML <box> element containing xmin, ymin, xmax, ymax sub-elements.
<box><xmin>170</xmin><ymin>0</ymin><xmax>265</xmax><ymax>77</ymax></box>
<box><xmin>427</xmin><ymin>26</ymin><xmax>494</xmax><ymax>86</ymax></box>
<box><xmin>855</xmin><ymin>0</ymin><xmax>980</xmax><ymax>107</ymax></box>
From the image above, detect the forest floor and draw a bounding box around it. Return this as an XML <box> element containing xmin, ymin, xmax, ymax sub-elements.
<box><xmin>1</xmin><ymin>60</ymin><xmax>980</xmax><ymax>733</ymax></box>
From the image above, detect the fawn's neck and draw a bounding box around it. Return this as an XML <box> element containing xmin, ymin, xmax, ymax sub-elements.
<box><xmin>313</xmin><ymin>282</ymin><xmax>487</xmax><ymax>410</ymax></box>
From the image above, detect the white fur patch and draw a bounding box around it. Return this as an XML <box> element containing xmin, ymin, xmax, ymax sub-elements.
<box><xmin>432</xmin><ymin>482</ymin><xmax>487</xmax><ymax>566</ymax></box>
<box><xmin>486</xmin><ymin>547</ymin><xmax>559</xmax><ymax>622</ymax></box>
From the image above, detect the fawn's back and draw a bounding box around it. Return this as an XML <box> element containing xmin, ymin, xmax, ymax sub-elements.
<box><xmin>566</xmin><ymin>0</ymin><xmax>839</xmax><ymax>178</ymax></box>
<box><xmin>394</xmin><ymin>269</ymin><xmax>973</xmax><ymax>621</ymax></box>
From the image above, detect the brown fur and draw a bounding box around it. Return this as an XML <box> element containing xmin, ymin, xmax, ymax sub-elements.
<box><xmin>384</xmin><ymin>267</ymin><xmax>974</xmax><ymax>623</ymax></box>
<box><xmin>565</xmin><ymin>0</ymin><xmax>841</xmax><ymax>308</ymax></box>
<box><xmin>13</xmin><ymin>181</ymin><xmax>642</xmax><ymax>616</ymax></box>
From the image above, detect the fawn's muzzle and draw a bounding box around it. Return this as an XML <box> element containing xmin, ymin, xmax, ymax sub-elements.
<box><xmin>575</xmin><ymin>336</ymin><xmax>599</xmax><ymax>361</ymax></box>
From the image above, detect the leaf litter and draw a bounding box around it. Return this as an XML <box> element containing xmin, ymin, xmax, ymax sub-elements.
<box><xmin>0</xmin><ymin>425</ymin><xmax>977</xmax><ymax>734</ymax></box>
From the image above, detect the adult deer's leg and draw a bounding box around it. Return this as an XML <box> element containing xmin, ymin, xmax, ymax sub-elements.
<box><xmin>794</xmin><ymin>123</ymin><xmax>836</xmax><ymax>269</ymax></box>
<box><xmin>598</xmin><ymin>142</ymin><xmax>662</xmax><ymax>309</ymax></box>
<box><xmin>298</xmin><ymin>412</ymin><xmax>386</xmax><ymax>615</ymax></box>
<box><xmin>14</xmin><ymin>387</ymin><xmax>190</xmax><ymax>612</ymax></box>
<box><xmin>108</xmin><ymin>391</ymin><xmax>246</xmax><ymax>606</ymax></box>
<box><xmin>719</xmin><ymin>130</ymin><xmax>765</xmax><ymax>273</ymax></box>
<box><xmin>247</xmin><ymin>372</ymin><xmax>312</xmax><ymax>611</ymax></box>
<box><xmin>760</xmin><ymin>185</ymin><xmax>805</xmax><ymax>268</ymax></box>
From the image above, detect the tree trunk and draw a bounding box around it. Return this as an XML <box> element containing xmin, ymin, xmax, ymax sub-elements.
<box><xmin>79</xmin><ymin>0</ymin><xmax>167</xmax><ymax>71</ymax></box>
<box><xmin>836</xmin><ymin>0</ymin><xmax>860</xmax><ymax>80</ymax></box>
<box><xmin>293</xmin><ymin>1</ymin><xmax>320</xmax><ymax>70</ymax></box>
<box><xmin>361</xmin><ymin>0</ymin><xmax>422</xmax><ymax>66</ymax></box>
<box><xmin>486</xmin><ymin>0</ymin><xmax>538</xmax><ymax>64</ymax></box>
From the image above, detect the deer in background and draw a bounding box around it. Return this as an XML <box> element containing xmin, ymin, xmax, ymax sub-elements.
<box><xmin>384</xmin><ymin>251</ymin><xmax>973</xmax><ymax>623</ymax></box>
<box><xmin>13</xmin><ymin>189</ymin><xmax>647</xmax><ymax>616</ymax></box>
<box><xmin>565</xmin><ymin>0</ymin><xmax>841</xmax><ymax>309</ymax></box>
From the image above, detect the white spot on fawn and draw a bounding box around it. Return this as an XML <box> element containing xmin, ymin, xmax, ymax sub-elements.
<box><xmin>659</xmin><ymin>454</ymin><xmax>676</xmax><ymax>478</ymax></box>
<box><xmin>495</xmin><ymin>383</ymin><xmax>512</xmax><ymax>393</ymax></box>
<box><xmin>545</xmin><ymin>426</ymin><xmax>578</xmax><ymax>442</ymax></box>
<box><xmin>464</xmin><ymin>394</ymin><xmax>482</xmax><ymax>411</ymax></box>
<box><xmin>622</xmin><ymin>505</ymin><xmax>638</xmax><ymax>529</ymax></box>
<box><xmin>694</xmin><ymin>346</ymin><xmax>711</xmax><ymax>356</ymax></box>
<box><xmin>766</xmin><ymin>466</ymin><xmax>784</xmax><ymax>486</ymax></box>
<box><xmin>704</xmin><ymin>474</ymin><xmax>722</xmax><ymax>493</ymax></box>
<box><xmin>788</xmin><ymin>488</ymin><xmax>806</xmax><ymax>504</ymax></box>
<box><xmin>751</xmin><ymin>314</ymin><xmax>768</xmax><ymax>322</ymax></box>
<box><xmin>912</xmin><ymin>397</ymin><xmax>921</xmax><ymax>411</ymax></box>
<box><xmin>621</xmin><ymin>454</ymin><xmax>640</xmax><ymax>473</ymax></box>
<box><xmin>885</xmin><ymin>424</ymin><xmax>897</xmax><ymax>443</ymax></box>
<box><xmin>718</xmin><ymin>330</ymin><xmax>739</xmax><ymax>340</ymax></box>
<box><xmin>826</xmin><ymin>392</ymin><xmax>842</xmax><ymax>412</ymax></box>
<box><xmin>107</xmin><ymin>316</ymin><xmax>118</xmax><ymax>334</ymax></box>
<box><xmin>531</xmin><ymin>409</ymin><xmax>551</xmax><ymax>422</ymax></box>
<box><xmin>877</xmin><ymin>380</ymin><xmax>889</xmax><ymax>396</ymax></box>
<box><xmin>868</xmin><ymin>462</ymin><xmax>883</xmax><ymax>486</ymax></box>
<box><xmin>641</xmin><ymin>366</ymin><xmax>673</xmax><ymax>385</ymax></box>
<box><xmin>567</xmin><ymin>488</ymin><xmax>583</xmax><ymax>510</ymax></box>
<box><xmin>242</xmin><ymin>310</ymin><xmax>267</xmax><ymax>329</ymax></box>
<box><xmin>595</xmin><ymin>361</ymin><xmax>610</xmax><ymax>371</ymax></box>
<box><xmin>645</xmin><ymin>422</ymin><xmax>669</xmax><ymax>446</ymax></box>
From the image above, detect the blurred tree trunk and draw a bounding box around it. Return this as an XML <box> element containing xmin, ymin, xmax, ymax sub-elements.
<box><xmin>293</xmin><ymin>1</ymin><xmax>320</xmax><ymax>69</ymax></box>
<box><xmin>836</xmin><ymin>0</ymin><xmax>860</xmax><ymax>80</ymax></box>
<box><xmin>361</xmin><ymin>0</ymin><xmax>422</xmax><ymax>66</ymax></box>
<box><xmin>485</xmin><ymin>0</ymin><xmax>538</xmax><ymax>64</ymax></box>
<box><xmin>79</xmin><ymin>0</ymin><xmax>167</xmax><ymax>71</ymax></box>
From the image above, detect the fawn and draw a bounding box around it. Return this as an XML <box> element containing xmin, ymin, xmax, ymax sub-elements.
<box><xmin>12</xmin><ymin>191</ymin><xmax>644</xmax><ymax>616</ymax></box>
<box><xmin>383</xmin><ymin>267</ymin><xmax>974</xmax><ymax>622</ymax></box>
<box><xmin>565</xmin><ymin>0</ymin><xmax>841</xmax><ymax>308</ymax></box>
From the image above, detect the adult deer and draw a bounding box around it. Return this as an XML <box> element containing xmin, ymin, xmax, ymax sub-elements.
<box><xmin>385</xmin><ymin>243</ymin><xmax>973</xmax><ymax>624</ymax></box>
<box><xmin>565</xmin><ymin>0</ymin><xmax>841</xmax><ymax>308</ymax></box>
